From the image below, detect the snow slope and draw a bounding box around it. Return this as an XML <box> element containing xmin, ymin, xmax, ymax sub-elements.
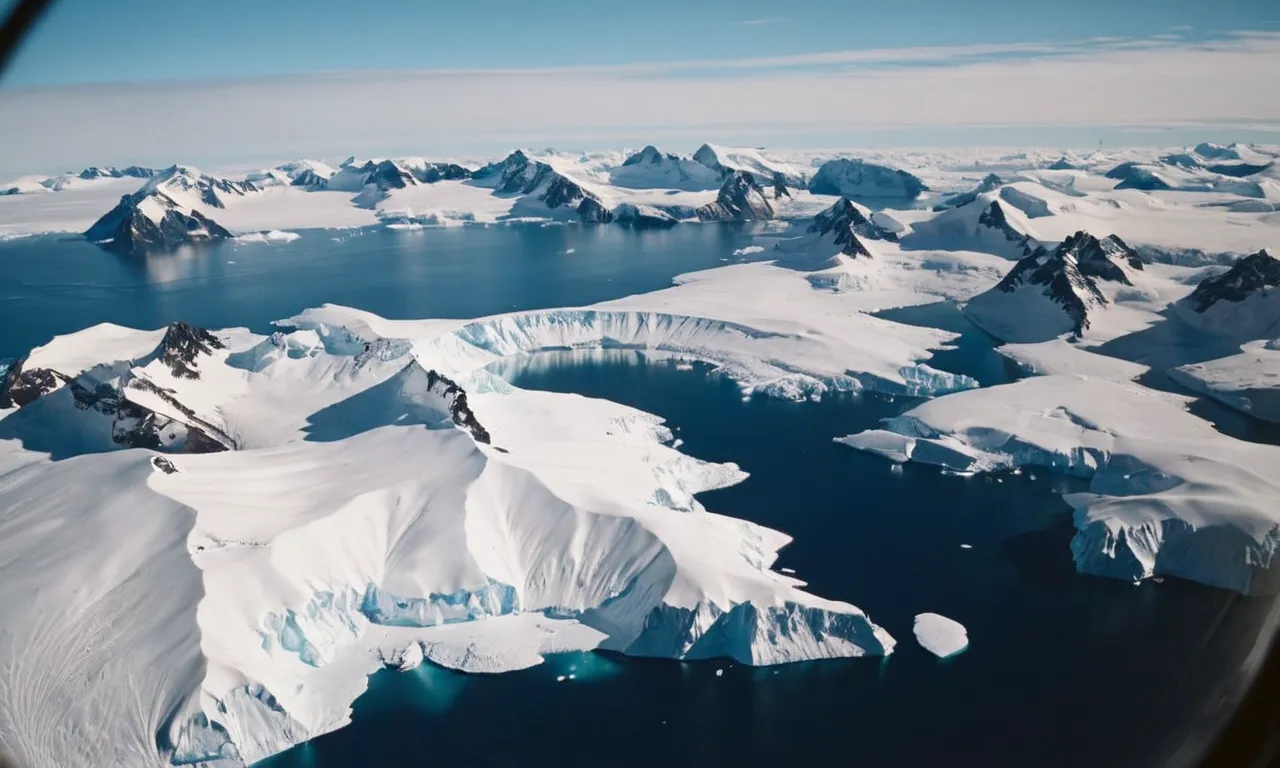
<box><xmin>0</xmin><ymin>253</ymin><xmax>1008</xmax><ymax>766</ymax></box>
<box><xmin>1169</xmin><ymin>339</ymin><xmax>1280</xmax><ymax>423</ymax></box>
<box><xmin>837</xmin><ymin>375</ymin><xmax>1280</xmax><ymax>594</ymax></box>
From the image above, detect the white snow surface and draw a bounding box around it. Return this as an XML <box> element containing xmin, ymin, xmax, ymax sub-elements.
<box><xmin>913</xmin><ymin>613</ymin><xmax>969</xmax><ymax>658</ymax></box>
<box><xmin>837</xmin><ymin>375</ymin><xmax>1280</xmax><ymax>595</ymax></box>
<box><xmin>1169</xmin><ymin>339</ymin><xmax>1280</xmax><ymax>423</ymax></box>
<box><xmin>1</xmin><ymin>145</ymin><xmax>1277</xmax><ymax>260</ymax></box>
<box><xmin>0</xmin><ymin>255</ymin><xmax>1001</xmax><ymax>766</ymax></box>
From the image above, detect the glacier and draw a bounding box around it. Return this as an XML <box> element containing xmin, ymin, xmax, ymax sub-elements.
<box><xmin>0</xmin><ymin>252</ymin><xmax>985</xmax><ymax>767</ymax></box>
<box><xmin>837</xmin><ymin>375</ymin><xmax>1280</xmax><ymax>595</ymax></box>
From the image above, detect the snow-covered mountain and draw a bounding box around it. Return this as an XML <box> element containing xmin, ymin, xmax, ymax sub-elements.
<box><xmin>808</xmin><ymin>197</ymin><xmax>899</xmax><ymax>254</ymax></box>
<box><xmin>695</xmin><ymin>170</ymin><xmax>774</xmax><ymax>221</ymax></box>
<box><xmin>84</xmin><ymin>184</ymin><xmax>234</xmax><ymax>256</ymax></box>
<box><xmin>1172</xmin><ymin>249</ymin><xmax>1280</xmax><ymax>339</ymax></box>
<box><xmin>77</xmin><ymin>165</ymin><xmax>157</xmax><ymax>181</ymax></box>
<box><xmin>934</xmin><ymin>173</ymin><xmax>1003</xmax><ymax>210</ymax></box>
<box><xmin>474</xmin><ymin>150</ymin><xmax>612</xmax><ymax>222</ymax></box>
<box><xmin>903</xmin><ymin>196</ymin><xmax>1041</xmax><ymax>260</ymax></box>
<box><xmin>692</xmin><ymin>143</ymin><xmax>806</xmax><ymax>187</ymax></box>
<box><xmin>808</xmin><ymin>158</ymin><xmax>927</xmax><ymax>199</ymax></box>
<box><xmin>963</xmin><ymin>231</ymin><xmax>1144</xmax><ymax>342</ymax></box>
<box><xmin>1</xmin><ymin>288</ymin><xmax>933</xmax><ymax>765</ymax></box>
<box><xmin>610</xmin><ymin>145</ymin><xmax>722</xmax><ymax>191</ymax></box>
<box><xmin>0</xmin><ymin>321</ymin><xmax>240</xmax><ymax>452</ymax></box>
<box><xmin>141</xmin><ymin>165</ymin><xmax>259</xmax><ymax>209</ymax></box>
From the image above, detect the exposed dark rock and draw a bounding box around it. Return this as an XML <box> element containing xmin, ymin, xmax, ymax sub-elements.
<box><xmin>67</xmin><ymin>372</ymin><xmax>230</xmax><ymax>453</ymax></box>
<box><xmin>978</xmin><ymin>200</ymin><xmax>1040</xmax><ymax>258</ymax></box>
<box><xmin>291</xmin><ymin>169</ymin><xmax>328</xmax><ymax>189</ymax></box>
<box><xmin>695</xmin><ymin>171</ymin><xmax>773</xmax><ymax>221</ymax></box>
<box><xmin>772</xmin><ymin>172</ymin><xmax>791</xmax><ymax>199</ymax></box>
<box><xmin>809</xmin><ymin>197</ymin><xmax>898</xmax><ymax>256</ymax></box>
<box><xmin>364</xmin><ymin>160</ymin><xmax>416</xmax><ymax>191</ymax></box>
<box><xmin>423</xmin><ymin>368</ymin><xmax>491</xmax><ymax>444</ymax></box>
<box><xmin>934</xmin><ymin>173</ymin><xmax>1003</xmax><ymax>211</ymax></box>
<box><xmin>1185</xmin><ymin>250</ymin><xmax>1280</xmax><ymax>313</ymax></box>
<box><xmin>157</xmin><ymin>322</ymin><xmax>225</xmax><ymax>379</ymax></box>
<box><xmin>151</xmin><ymin>456</ymin><xmax>179</xmax><ymax>474</ymax></box>
<box><xmin>622</xmin><ymin>146</ymin><xmax>672</xmax><ymax>166</ymax></box>
<box><xmin>0</xmin><ymin>357</ymin><xmax>69</xmax><ymax>408</ymax></box>
<box><xmin>1058</xmin><ymin>231</ymin><xmax>1143</xmax><ymax>285</ymax></box>
<box><xmin>417</xmin><ymin>163</ymin><xmax>471</xmax><ymax>183</ymax></box>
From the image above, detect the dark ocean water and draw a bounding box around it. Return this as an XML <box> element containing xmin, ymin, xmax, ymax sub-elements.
<box><xmin>261</xmin><ymin>348</ymin><xmax>1275</xmax><ymax>768</ymax></box>
<box><xmin>0</xmin><ymin>223</ymin><xmax>767</xmax><ymax>359</ymax></box>
<box><xmin>1</xmin><ymin>228</ymin><xmax>1274</xmax><ymax>768</ymax></box>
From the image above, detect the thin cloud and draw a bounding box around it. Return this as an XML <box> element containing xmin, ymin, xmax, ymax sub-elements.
<box><xmin>0</xmin><ymin>31</ymin><xmax>1277</xmax><ymax>175</ymax></box>
<box><xmin>733</xmin><ymin>17</ymin><xmax>788</xmax><ymax>26</ymax></box>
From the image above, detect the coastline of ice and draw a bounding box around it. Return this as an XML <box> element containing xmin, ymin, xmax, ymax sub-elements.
<box><xmin>838</xmin><ymin>376</ymin><xmax>1280</xmax><ymax>594</ymax></box>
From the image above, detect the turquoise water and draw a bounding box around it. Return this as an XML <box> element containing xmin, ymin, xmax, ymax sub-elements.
<box><xmin>260</xmin><ymin>350</ymin><xmax>1274</xmax><ymax>768</ymax></box>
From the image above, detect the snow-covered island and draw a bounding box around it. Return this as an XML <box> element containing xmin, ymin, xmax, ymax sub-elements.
<box><xmin>2</xmin><ymin>139</ymin><xmax>1279</xmax><ymax>767</ymax></box>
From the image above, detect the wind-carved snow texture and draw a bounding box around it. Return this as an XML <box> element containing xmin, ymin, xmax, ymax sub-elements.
<box><xmin>837</xmin><ymin>375</ymin><xmax>1280</xmax><ymax>595</ymax></box>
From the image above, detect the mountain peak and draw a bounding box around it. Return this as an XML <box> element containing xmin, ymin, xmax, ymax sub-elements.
<box><xmin>809</xmin><ymin>197</ymin><xmax>897</xmax><ymax>255</ymax></box>
<box><xmin>695</xmin><ymin>170</ymin><xmax>773</xmax><ymax>222</ymax></box>
<box><xmin>157</xmin><ymin>322</ymin><xmax>225</xmax><ymax>379</ymax></box>
<box><xmin>1185</xmin><ymin>249</ymin><xmax>1280</xmax><ymax>313</ymax></box>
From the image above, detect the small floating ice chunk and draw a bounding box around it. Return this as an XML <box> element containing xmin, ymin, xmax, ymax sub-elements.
<box><xmin>913</xmin><ymin>613</ymin><xmax>969</xmax><ymax>658</ymax></box>
<box><xmin>959</xmin><ymin>544</ymin><xmax>972</xmax><ymax>550</ymax></box>
<box><xmin>556</xmin><ymin>675</ymin><xmax>567</xmax><ymax>682</ymax></box>
<box><xmin>715</xmin><ymin>669</ymin><xmax>724</xmax><ymax>677</ymax></box>
<box><xmin>780</xmin><ymin>567</ymin><xmax>796</xmax><ymax>575</ymax></box>
<box><xmin>732</xmin><ymin>245</ymin><xmax>765</xmax><ymax>256</ymax></box>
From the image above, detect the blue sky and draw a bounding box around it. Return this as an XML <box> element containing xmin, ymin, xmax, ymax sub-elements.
<box><xmin>0</xmin><ymin>0</ymin><xmax>1277</xmax><ymax>174</ymax></box>
<box><xmin>3</xmin><ymin>0</ymin><xmax>1276</xmax><ymax>85</ymax></box>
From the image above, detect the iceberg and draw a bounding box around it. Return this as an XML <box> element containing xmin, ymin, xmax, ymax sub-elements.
<box><xmin>913</xmin><ymin>613</ymin><xmax>969</xmax><ymax>658</ymax></box>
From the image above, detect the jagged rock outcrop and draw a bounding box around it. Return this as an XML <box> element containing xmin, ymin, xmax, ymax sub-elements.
<box><xmin>809</xmin><ymin>197</ymin><xmax>899</xmax><ymax>256</ymax></box>
<box><xmin>362</xmin><ymin>160</ymin><xmax>417</xmax><ymax>191</ymax></box>
<box><xmin>476</xmin><ymin>151</ymin><xmax>612</xmax><ymax>222</ymax></box>
<box><xmin>157</xmin><ymin>321</ymin><xmax>226</xmax><ymax>379</ymax></box>
<box><xmin>417</xmin><ymin>163</ymin><xmax>471</xmax><ymax>183</ymax></box>
<box><xmin>422</xmin><ymin>368</ymin><xmax>491</xmax><ymax>444</ymax></box>
<box><xmin>85</xmin><ymin>193</ymin><xmax>233</xmax><ymax>256</ymax></box>
<box><xmin>1184</xmin><ymin>250</ymin><xmax>1279</xmax><ymax>313</ymax></box>
<box><xmin>2</xmin><ymin>321</ymin><xmax>235</xmax><ymax>452</ymax></box>
<box><xmin>695</xmin><ymin>171</ymin><xmax>773</xmax><ymax>221</ymax></box>
<box><xmin>963</xmin><ymin>231</ymin><xmax>1142</xmax><ymax>342</ymax></box>
<box><xmin>0</xmin><ymin>358</ymin><xmax>69</xmax><ymax>408</ymax></box>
